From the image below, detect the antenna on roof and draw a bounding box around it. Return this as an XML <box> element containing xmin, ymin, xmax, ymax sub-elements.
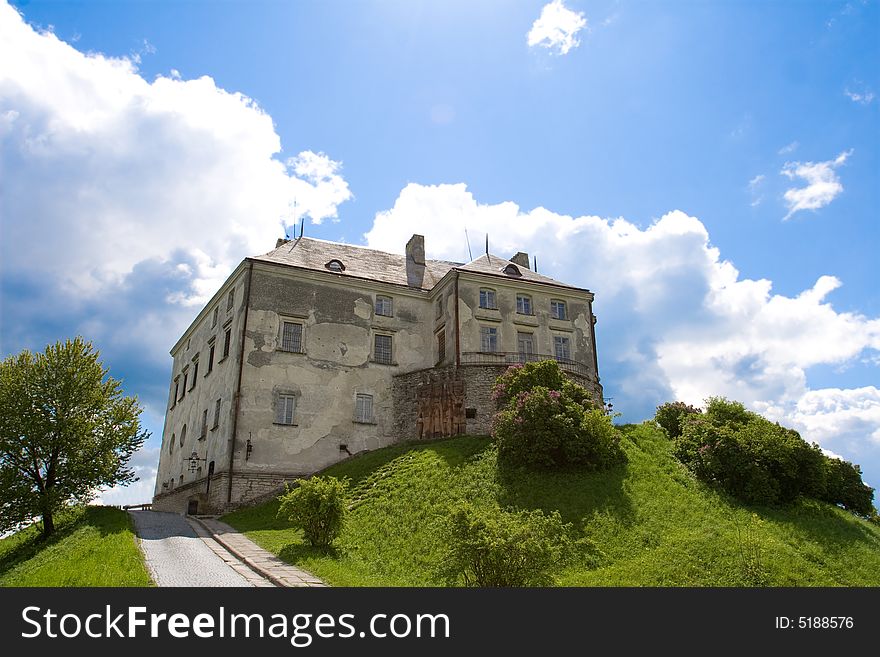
<box><xmin>533</xmin><ymin>255</ymin><xmax>537</xmax><ymax>273</ymax></box>
<box><xmin>485</xmin><ymin>233</ymin><xmax>490</xmax><ymax>262</ymax></box>
<box><xmin>464</xmin><ymin>228</ymin><xmax>473</xmax><ymax>261</ymax></box>
<box><xmin>299</xmin><ymin>216</ymin><xmax>304</xmax><ymax>239</ymax></box>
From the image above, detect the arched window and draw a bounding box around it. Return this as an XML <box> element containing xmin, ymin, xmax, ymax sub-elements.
<box><xmin>503</xmin><ymin>263</ymin><xmax>521</xmax><ymax>277</ymax></box>
<box><xmin>325</xmin><ymin>259</ymin><xmax>346</xmax><ymax>272</ymax></box>
<box><xmin>180</xmin><ymin>424</ymin><xmax>186</xmax><ymax>446</ymax></box>
<box><xmin>169</xmin><ymin>434</ymin><xmax>175</xmax><ymax>454</ymax></box>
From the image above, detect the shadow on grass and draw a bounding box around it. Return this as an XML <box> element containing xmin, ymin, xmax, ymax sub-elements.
<box><xmin>278</xmin><ymin>542</ymin><xmax>340</xmax><ymax>564</ymax></box>
<box><xmin>755</xmin><ymin>498</ymin><xmax>880</xmax><ymax>548</ymax></box>
<box><xmin>496</xmin><ymin>462</ymin><xmax>635</xmax><ymax>526</ymax></box>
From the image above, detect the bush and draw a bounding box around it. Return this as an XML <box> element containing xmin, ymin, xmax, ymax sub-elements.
<box><xmin>822</xmin><ymin>458</ymin><xmax>875</xmax><ymax>517</ymax></box>
<box><xmin>654</xmin><ymin>401</ymin><xmax>702</xmax><ymax>438</ymax></box>
<box><xmin>277</xmin><ymin>476</ymin><xmax>348</xmax><ymax>547</ymax></box>
<box><xmin>439</xmin><ymin>501</ymin><xmax>571</xmax><ymax>586</ymax></box>
<box><xmin>491</xmin><ymin>360</ymin><xmax>623</xmax><ymax>471</ymax></box>
<box><xmin>493</xmin><ymin>387</ymin><xmax>625</xmax><ymax>471</ymax></box>
<box><xmin>674</xmin><ymin>402</ymin><xmax>830</xmax><ymax>507</ymax></box>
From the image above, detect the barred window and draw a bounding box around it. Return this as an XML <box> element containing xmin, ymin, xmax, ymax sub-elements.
<box><xmin>281</xmin><ymin>321</ymin><xmax>303</xmax><ymax>353</ymax></box>
<box><xmin>212</xmin><ymin>398</ymin><xmax>221</xmax><ymax>429</ymax></box>
<box><xmin>554</xmin><ymin>336</ymin><xmax>571</xmax><ymax>361</ymax></box>
<box><xmin>222</xmin><ymin>327</ymin><xmax>232</xmax><ymax>359</ymax></box>
<box><xmin>516</xmin><ymin>295</ymin><xmax>532</xmax><ymax>315</ymax></box>
<box><xmin>437</xmin><ymin>330</ymin><xmax>446</xmax><ymax>364</ymax></box>
<box><xmin>355</xmin><ymin>394</ymin><xmax>374</xmax><ymax>423</ymax></box>
<box><xmin>276</xmin><ymin>394</ymin><xmax>296</xmax><ymax>425</ymax></box>
<box><xmin>479</xmin><ymin>289</ymin><xmax>497</xmax><ymax>309</ymax></box>
<box><xmin>375</xmin><ymin>295</ymin><xmax>393</xmax><ymax>317</ymax></box>
<box><xmin>374</xmin><ymin>334</ymin><xmax>393</xmax><ymax>364</ymax></box>
<box><xmin>551</xmin><ymin>300</ymin><xmax>567</xmax><ymax>320</ymax></box>
<box><xmin>480</xmin><ymin>326</ymin><xmax>498</xmax><ymax>353</ymax></box>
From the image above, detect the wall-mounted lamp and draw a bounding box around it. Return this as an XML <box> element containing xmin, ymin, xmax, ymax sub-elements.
<box><xmin>188</xmin><ymin>450</ymin><xmax>207</xmax><ymax>473</ymax></box>
<box><xmin>339</xmin><ymin>443</ymin><xmax>352</xmax><ymax>456</ymax></box>
<box><xmin>246</xmin><ymin>433</ymin><xmax>253</xmax><ymax>461</ymax></box>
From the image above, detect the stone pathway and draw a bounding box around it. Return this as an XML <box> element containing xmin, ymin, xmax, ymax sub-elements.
<box><xmin>129</xmin><ymin>510</ymin><xmax>258</xmax><ymax>587</ymax></box>
<box><xmin>129</xmin><ymin>510</ymin><xmax>326</xmax><ymax>588</ymax></box>
<box><xmin>192</xmin><ymin>517</ymin><xmax>326</xmax><ymax>588</ymax></box>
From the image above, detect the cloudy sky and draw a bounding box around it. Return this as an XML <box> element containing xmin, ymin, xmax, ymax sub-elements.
<box><xmin>1</xmin><ymin>0</ymin><xmax>878</xmax><ymax>505</ymax></box>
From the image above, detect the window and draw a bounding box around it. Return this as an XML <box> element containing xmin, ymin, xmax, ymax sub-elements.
<box><xmin>227</xmin><ymin>288</ymin><xmax>235</xmax><ymax>311</ymax></box>
<box><xmin>374</xmin><ymin>334</ymin><xmax>393</xmax><ymax>364</ymax></box>
<box><xmin>437</xmin><ymin>330</ymin><xmax>446</xmax><ymax>364</ymax></box>
<box><xmin>207</xmin><ymin>339</ymin><xmax>215</xmax><ymax>374</ymax></box>
<box><xmin>554</xmin><ymin>336</ymin><xmax>571</xmax><ymax>361</ymax></box>
<box><xmin>516</xmin><ymin>295</ymin><xmax>532</xmax><ymax>315</ymax></box>
<box><xmin>517</xmin><ymin>332</ymin><xmax>534</xmax><ymax>357</ymax></box>
<box><xmin>200</xmin><ymin>409</ymin><xmax>208</xmax><ymax>439</ymax></box>
<box><xmin>281</xmin><ymin>321</ymin><xmax>303</xmax><ymax>353</ymax></box>
<box><xmin>211</xmin><ymin>306</ymin><xmax>219</xmax><ymax>328</ymax></box>
<box><xmin>276</xmin><ymin>394</ymin><xmax>296</xmax><ymax>425</ymax></box>
<box><xmin>179</xmin><ymin>425</ymin><xmax>186</xmax><ymax>447</ymax></box>
<box><xmin>169</xmin><ymin>434</ymin><xmax>175</xmax><ymax>454</ymax></box>
<box><xmin>190</xmin><ymin>358</ymin><xmax>199</xmax><ymax>389</ymax></box>
<box><xmin>325</xmin><ymin>259</ymin><xmax>345</xmax><ymax>272</ymax></box>
<box><xmin>171</xmin><ymin>378</ymin><xmax>179</xmax><ymax>407</ymax></box>
<box><xmin>503</xmin><ymin>264</ymin><xmax>522</xmax><ymax>276</ymax></box>
<box><xmin>480</xmin><ymin>326</ymin><xmax>498</xmax><ymax>353</ymax></box>
<box><xmin>435</xmin><ymin>298</ymin><xmax>443</xmax><ymax>319</ymax></box>
<box><xmin>222</xmin><ymin>327</ymin><xmax>232</xmax><ymax>359</ymax></box>
<box><xmin>479</xmin><ymin>289</ymin><xmax>497</xmax><ymax>309</ymax></box>
<box><xmin>212</xmin><ymin>398</ymin><xmax>221</xmax><ymax>429</ymax></box>
<box><xmin>375</xmin><ymin>295</ymin><xmax>393</xmax><ymax>317</ymax></box>
<box><xmin>180</xmin><ymin>370</ymin><xmax>188</xmax><ymax>399</ymax></box>
<box><xmin>355</xmin><ymin>394</ymin><xmax>374</xmax><ymax>423</ymax></box>
<box><xmin>551</xmin><ymin>300</ymin><xmax>567</xmax><ymax>320</ymax></box>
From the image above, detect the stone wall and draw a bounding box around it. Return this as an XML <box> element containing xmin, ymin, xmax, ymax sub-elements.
<box><xmin>151</xmin><ymin>470</ymin><xmax>301</xmax><ymax>514</ymax></box>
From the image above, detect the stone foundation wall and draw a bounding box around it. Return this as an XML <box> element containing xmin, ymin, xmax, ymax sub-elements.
<box><xmin>152</xmin><ymin>470</ymin><xmax>303</xmax><ymax>514</ymax></box>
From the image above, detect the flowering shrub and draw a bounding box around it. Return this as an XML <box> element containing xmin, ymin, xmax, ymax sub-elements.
<box><xmin>491</xmin><ymin>361</ymin><xmax>624</xmax><ymax>471</ymax></box>
<box><xmin>654</xmin><ymin>401</ymin><xmax>702</xmax><ymax>438</ymax></box>
<box><xmin>673</xmin><ymin>398</ymin><xmax>875</xmax><ymax>515</ymax></box>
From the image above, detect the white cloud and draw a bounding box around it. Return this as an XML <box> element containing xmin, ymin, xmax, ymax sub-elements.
<box><xmin>0</xmin><ymin>0</ymin><xmax>351</xmax><ymax>307</ymax></box>
<box><xmin>778</xmin><ymin>141</ymin><xmax>799</xmax><ymax>155</ymax></box>
<box><xmin>747</xmin><ymin>174</ymin><xmax>765</xmax><ymax>207</ymax></box>
<box><xmin>845</xmin><ymin>88</ymin><xmax>875</xmax><ymax>105</ymax></box>
<box><xmin>364</xmin><ymin>183</ymin><xmax>880</xmax><ymax>482</ymax></box>
<box><xmin>527</xmin><ymin>0</ymin><xmax>588</xmax><ymax>56</ymax></box>
<box><xmin>781</xmin><ymin>149</ymin><xmax>852</xmax><ymax>220</ymax></box>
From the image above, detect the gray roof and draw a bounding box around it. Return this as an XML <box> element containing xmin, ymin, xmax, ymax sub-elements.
<box><xmin>252</xmin><ymin>237</ymin><xmax>581</xmax><ymax>292</ymax></box>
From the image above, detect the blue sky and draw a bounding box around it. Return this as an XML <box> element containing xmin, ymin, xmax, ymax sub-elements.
<box><xmin>1</xmin><ymin>0</ymin><xmax>878</xmax><ymax>504</ymax></box>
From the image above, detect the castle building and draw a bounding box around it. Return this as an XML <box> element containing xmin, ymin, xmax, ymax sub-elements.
<box><xmin>152</xmin><ymin>234</ymin><xmax>602</xmax><ymax>514</ymax></box>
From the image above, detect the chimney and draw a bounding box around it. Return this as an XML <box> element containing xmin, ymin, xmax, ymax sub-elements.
<box><xmin>276</xmin><ymin>238</ymin><xmax>290</xmax><ymax>248</ymax></box>
<box><xmin>510</xmin><ymin>252</ymin><xmax>530</xmax><ymax>270</ymax></box>
<box><xmin>406</xmin><ymin>234</ymin><xmax>426</xmax><ymax>265</ymax></box>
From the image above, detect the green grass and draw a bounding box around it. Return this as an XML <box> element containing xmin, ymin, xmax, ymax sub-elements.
<box><xmin>0</xmin><ymin>506</ymin><xmax>153</xmax><ymax>587</ymax></box>
<box><xmin>223</xmin><ymin>425</ymin><xmax>880</xmax><ymax>586</ymax></box>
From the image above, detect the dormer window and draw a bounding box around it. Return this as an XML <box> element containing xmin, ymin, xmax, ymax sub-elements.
<box><xmin>325</xmin><ymin>259</ymin><xmax>346</xmax><ymax>272</ymax></box>
<box><xmin>503</xmin><ymin>264</ymin><xmax>522</xmax><ymax>277</ymax></box>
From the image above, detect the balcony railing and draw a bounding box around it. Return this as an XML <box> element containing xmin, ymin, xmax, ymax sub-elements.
<box><xmin>460</xmin><ymin>351</ymin><xmax>593</xmax><ymax>380</ymax></box>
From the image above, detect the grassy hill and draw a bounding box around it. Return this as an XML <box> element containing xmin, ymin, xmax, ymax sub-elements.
<box><xmin>0</xmin><ymin>506</ymin><xmax>153</xmax><ymax>587</ymax></box>
<box><xmin>223</xmin><ymin>423</ymin><xmax>880</xmax><ymax>586</ymax></box>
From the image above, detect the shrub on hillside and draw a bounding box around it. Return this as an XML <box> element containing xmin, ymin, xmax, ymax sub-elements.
<box><xmin>439</xmin><ymin>500</ymin><xmax>572</xmax><ymax>586</ymax></box>
<box><xmin>277</xmin><ymin>476</ymin><xmax>348</xmax><ymax>548</ymax></box>
<box><xmin>673</xmin><ymin>398</ymin><xmax>875</xmax><ymax>515</ymax></box>
<box><xmin>491</xmin><ymin>360</ymin><xmax>624</xmax><ymax>471</ymax></box>
<box><xmin>821</xmin><ymin>458</ymin><xmax>875</xmax><ymax>517</ymax></box>
<box><xmin>654</xmin><ymin>401</ymin><xmax>702</xmax><ymax>438</ymax></box>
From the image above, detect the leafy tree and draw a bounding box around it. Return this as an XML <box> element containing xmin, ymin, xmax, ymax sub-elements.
<box><xmin>654</xmin><ymin>401</ymin><xmax>702</xmax><ymax>438</ymax></box>
<box><xmin>0</xmin><ymin>338</ymin><xmax>148</xmax><ymax>538</ymax></box>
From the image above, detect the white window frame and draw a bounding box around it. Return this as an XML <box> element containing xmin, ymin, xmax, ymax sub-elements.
<box><xmin>480</xmin><ymin>326</ymin><xmax>498</xmax><ymax>353</ymax></box>
<box><xmin>516</xmin><ymin>294</ymin><xmax>532</xmax><ymax>315</ymax></box>
<box><xmin>375</xmin><ymin>295</ymin><xmax>393</xmax><ymax>317</ymax></box>
<box><xmin>554</xmin><ymin>335</ymin><xmax>571</xmax><ymax>361</ymax></box>
<box><xmin>479</xmin><ymin>288</ymin><xmax>497</xmax><ymax>309</ymax></box>
<box><xmin>275</xmin><ymin>394</ymin><xmax>297</xmax><ymax>425</ymax></box>
<box><xmin>354</xmin><ymin>393</ymin><xmax>374</xmax><ymax>424</ymax></box>
<box><xmin>551</xmin><ymin>299</ymin><xmax>567</xmax><ymax>320</ymax></box>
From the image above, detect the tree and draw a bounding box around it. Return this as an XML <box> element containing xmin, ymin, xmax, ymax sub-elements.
<box><xmin>0</xmin><ymin>338</ymin><xmax>148</xmax><ymax>538</ymax></box>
